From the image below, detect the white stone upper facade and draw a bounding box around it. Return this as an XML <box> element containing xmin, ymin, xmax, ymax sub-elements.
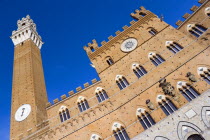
<box><xmin>11</xmin><ymin>15</ymin><xmax>43</xmax><ymax>49</ymax></box>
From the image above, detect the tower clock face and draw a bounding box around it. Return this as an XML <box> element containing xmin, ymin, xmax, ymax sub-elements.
<box><xmin>15</xmin><ymin>104</ymin><xmax>31</xmax><ymax>122</ymax></box>
<box><xmin>120</xmin><ymin>38</ymin><xmax>138</xmax><ymax>52</ymax></box>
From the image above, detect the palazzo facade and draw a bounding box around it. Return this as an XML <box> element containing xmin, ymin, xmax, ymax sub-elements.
<box><xmin>10</xmin><ymin>0</ymin><xmax>210</xmax><ymax>140</ymax></box>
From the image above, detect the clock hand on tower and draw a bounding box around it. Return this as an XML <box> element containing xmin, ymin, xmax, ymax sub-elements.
<box><xmin>21</xmin><ymin>108</ymin><xmax>25</xmax><ymax>117</ymax></box>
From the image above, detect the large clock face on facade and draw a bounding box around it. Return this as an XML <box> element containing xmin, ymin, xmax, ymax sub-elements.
<box><xmin>120</xmin><ymin>38</ymin><xmax>138</xmax><ymax>52</ymax></box>
<box><xmin>15</xmin><ymin>104</ymin><xmax>31</xmax><ymax>122</ymax></box>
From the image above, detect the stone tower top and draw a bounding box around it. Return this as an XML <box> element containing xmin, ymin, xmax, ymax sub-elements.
<box><xmin>11</xmin><ymin>15</ymin><xmax>43</xmax><ymax>49</ymax></box>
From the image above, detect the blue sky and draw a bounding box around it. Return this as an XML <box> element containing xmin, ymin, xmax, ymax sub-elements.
<box><xmin>0</xmin><ymin>0</ymin><xmax>200</xmax><ymax>139</ymax></box>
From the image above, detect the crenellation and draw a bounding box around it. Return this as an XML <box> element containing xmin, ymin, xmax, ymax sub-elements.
<box><xmin>76</xmin><ymin>86</ymin><xmax>82</xmax><ymax>92</ymax></box>
<box><xmin>130</xmin><ymin>6</ymin><xmax>149</xmax><ymax>20</ymax></box>
<box><xmin>83</xmin><ymin>39</ymin><xmax>99</xmax><ymax>55</ymax></box>
<box><xmin>91</xmin><ymin>78</ymin><xmax>97</xmax><ymax>84</ymax></box>
<box><xmin>101</xmin><ymin>40</ymin><xmax>107</xmax><ymax>45</ymax></box>
<box><xmin>61</xmin><ymin>94</ymin><xmax>67</xmax><ymax>100</ymax></box>
<box><xmin>47</xmin><ymin>79</ymin><xmax>100</xmax><ymax>108</ymax></box>
<box><xmin>85</xmin><ymin>9</ymin><xmax>157</xmax><ymax>63</ymax></box>
<box><xmin>84</xmin><ymin>82</ymin><xmax>90</xmax><ymax>88</ymax></box>
<box><xmin>122</xmin><ymin>25</ymin><xmax>129</xmax><ymax>30</ymax></box>
<box><xmin>53</xmin><ymin>98</ymin><xmax>59</xmax><ymax>104</ymax></box>
<box><xmin>11</xmin><ymin>15</ymin><xmax>43</xmax><ymax>49</ymax></box>
<box><xmin>183</xmin><ymin>13</ymin><xmax>191</xmax><ymax>19</ymax></box>
<box><xmin>46</xmin><ymin>102</ymin><xmax>51</xmax><ymax>108</ymax></box>
<box><xmin>115</xmin><ymin>30</ymin><xmax>121</xmax><ymax>35</ymax></box>
<box><xmin>175</xmin><ymin>0</ymin><xmax>209</xmax><ymax>28</ymax></box>
<box><xmin>83</xmin><ymin>10</ymin><xmax>157</xmax><ymax>65</ymax></box>
<box><xmin>190</xmin><ymin>5</ymin><xmax>199</xmax><ymax>12</ymax></box>
<box><xmin>68</xmin><ymin>90</ymin><xmax>74</xmax><ymax>96</ymax></box>
<box><xmin>130</xmin><ymin>20</ymin><xmax>136</xmax><ymax>25</ymax></box>
<box><xmin>198</xmin><ymin>0</ymin><xmax>206</xmax><ymax>4</ymax></box>
<box><xmin>108</xmin><ymin>35</ymin><xmax>114</xmax><ymax>40</ymax></box>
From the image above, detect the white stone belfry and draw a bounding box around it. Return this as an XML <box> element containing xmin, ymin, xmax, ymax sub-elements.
<box><xmin>11</xmin><ymin>15</ymin><xmax>43</xmax><ymax>49</ymax></box>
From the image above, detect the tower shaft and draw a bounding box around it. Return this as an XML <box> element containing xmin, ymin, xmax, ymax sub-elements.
<box><xmin>10</xmin><ymin>15</ymin><xmax>48</xmax><ymax>140</ymax></box>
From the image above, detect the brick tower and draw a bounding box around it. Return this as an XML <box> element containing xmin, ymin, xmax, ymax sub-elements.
<box><xmin>10</xmin><ymin>15</ymin><xmax>48</xmax><ymax>140</ymax></box>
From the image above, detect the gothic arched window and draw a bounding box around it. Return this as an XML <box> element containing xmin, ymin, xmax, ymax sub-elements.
<box><xmin>90</xmin><ymin>134</ymin><xmax>102</xmax><ymax>140</ymax></box>
<box><xmin>205</xmin><ymin>7</ymin><xmax>210</xmax><ymax>17</ymax></box>
<box><xmin>95</xmin><ymin>87</ymin><xmax>109</xmax><ymax>103</ymax></box>
<box><xmin>77</xmin><ymin>96</ymin><xmax>90</xmax><ymax>112</ymax></box>
<box><xmin>132</xmin><ymin>63</ymin><xmax>147</xmax><ymax>79</ymax></box>
<box><xmin>112</xmin><ymin>122</ymin><xmax>130</xmax><ymax>140</ymax></box>
<box><xmin>59</xmin><ymin>106</ymin><xmax>70</xmax><ymax>122</ymax></box>
<box><xmin>136</xmin><ymin>108</ymin><xmax>155</xmax><ymax>130</ymax></box>
<box><xmin>148</xmin><ymin>52</ymin><xmax>165</xmax><ymax>66</ymax></box>
<box><xmin>116</xmin><ymin>75</ymin><xmax>129</xmax><ymax>90</ymax></box>
<box><xmin>165</xmin><ymin>41</ymin><xmax>183</xmax><ymax>54</ymax></box>
<box><xmin>157</xmin><ymin>95</ymin><xmax>177</xmax><ymax>116</ymax></box>
<box><xmin>197</xmin><ymin>67</ymin><xmax>210</xmax><ymax>84</ymax></box>
<box><xmin>187</xmin><ymin>24</ymin><xmax>207</xmax><ymax>37</ymax></box>
<box><xmin>177</xmin><ymin>81</ymin><xmax>200</xmax><ymax>102</ymax></box>
<box><xmin>187</xmin><ymin>134</ymin><xmax>205</xmax><ymax>140</ymax></box>
<box><xmin>106</xmin><ymin>56</ymin><xmax>114</xmax><ymax>66</ymax></box>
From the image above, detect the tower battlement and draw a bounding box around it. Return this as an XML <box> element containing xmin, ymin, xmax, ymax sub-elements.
<box><xmin>10</xmin><ymin>15</ymin><xmax>48</xmax><ymax>140</ymax></box>
<box><xmin>130</xmin><ymin>6</ymin><xmax>148</xmax><ymax>20</ymax></box>
<box><xmin>83</xmin><ymin>6</ymin><xmax>157</xmax><ymax>60</ymax></box>
<box><xmin>11</xmin><ymin>15</ymin><xmax>43</xmax><ymax>49</ymax></box>
<box><xmin>83</xmin><ymin>39</ymin><xmax>99</xmax><ymax>54</ymax></box>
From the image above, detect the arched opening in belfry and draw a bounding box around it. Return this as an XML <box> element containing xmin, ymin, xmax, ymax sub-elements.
<box><xmin>187</xmin><ymin>134</ymin><xmax>205</xmax><ymax>140</ymax></box>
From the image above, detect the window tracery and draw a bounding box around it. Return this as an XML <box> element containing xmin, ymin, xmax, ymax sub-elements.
<box><xmin>177</xmin><ymin>81</ymin><xmax>200</xmax><ymax>102</ymax></box>
<box><xmin>136</xmin><ymin>108</ymin><xmax>155</xmax><ymax>130</ymax></box>
<box><xmin>132</xmin><ymin>63</ymin><xmax>147</xmax><ymax>78</ymax></box>
<box><xmin>116</xmin><ymin>75</ymin><xmax>129</xmax><ymax>90</ymax></box>
<box><xmin>187</xmin><ymin>24</ymin><xmax>207</xmax><ymax>37</ymax></box>
<box><xmin>112</xmin><ymin>122</ymin><xmax>130</xmax><ymax>140</ymax></box>
<box><xmin>148</xmin><ymin>52</ymin><xmax>165</xmax><ymax>66</ymax></box>
<box><xmin>77</xmin><ymin>96</ymin><xmax>90</xmax><ymax>112</ymax></box>
<box><xmin>59</xmin><ymin>106</ymin><xmax>70</xmax><ymax>122</ymax></box>
<box><xmin>95</xmin><ymin>87</ymin><xmax>109</xmax><ymax>103</ymax></box>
